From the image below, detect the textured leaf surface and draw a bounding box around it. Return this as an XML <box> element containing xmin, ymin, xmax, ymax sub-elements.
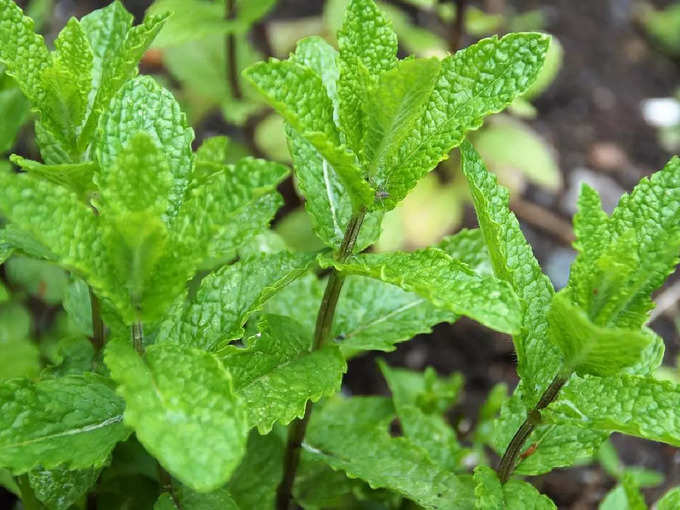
<box><xmin>543</xmin><ymin>374</ymin><xmax>680</xmax><ymax>446</ymax></box>
<box><xmin>0</xmin><ymin>374</ymin><xmax>129</xmax><ymax>473</ymax></box>
<box><xmin>380</xmin><ymin>361</ymin><xmax>464</xmax><ymax>470</ymax></box>
<box><xmin>568</xmin><ymin>157</ymin><xmax>680</xmax><ymax>330</ymax></box>
<box><xmin>474</xmin><ymin>465</ymin><xmax>504</xmax><ymax>510</ymax></box>
<box><xmin>337</xmin><ymin>0</ymin><xmax>397</xmax><ymax>155</ymax></box>
<box><xmin>548</xmin><ymin>291</ymin><xmax>651</xmax><ymax>376</ymax></box>
<box><xmin>657</xmin><ymin>487</ymin><xmax>680</xmax><ymax>510</ymax></box>
<box><xmin>220</xmin><ymin>315</ymin><xmax>346</xmax><ymax>433</ymax></box>
<box><xmin>96</xmin><ymin>76</ymin><xmax>194</xmax><ymax>222</ymax></box>
<box><xmin>319</xmin><ymin>248</ymin><xmax>522</xmax><ymax>334</ymax></box>
<box><xmin>437</xmin><ymin>228</ymin><xmax>493</xmax><ymax>275</ymax></box>
<box><xmin>9</xmin><ymin>155</ymin><xmax>95</xmax><ymax>197</ymax></box>
<box><xmin>305</xmin><ymin>396</ymin><xmax>474</xmax><ymax>510</ymax></box>
<box><xmin>105</xmin><ymin>339</ymin><xmax>248</xmax><ymax>491</ymax></box>
<box><xmin>229</xmin><ymin>432</ymin><xmax>283</xmax><ymax>510</ymax></box>
<box><xmin>503</xmin><ymin>479</ymin><xmax>556</xmax><ymax>510</ymax></box>
<box><xmin>244</xmin><ymin>59</ymin><xmax>374</xmax><ymax>208</ymax></box>
<box><xmin>377</xmin><ymin>33</ymin><xmax>549</xmax><ymax>209</ymax></box>
<box><xmin>461</xmin><ymin>141</ymin><xmax>559</xmax><ymax>401</ymax></box>
<box><xmin>29</xmin><ymin>466</ymin><xmax>99</xmax><ymax>510</ymax></box>
<box><xmin>159</xmin><ymin>252</ymin><xmax>315</xmax><ymax>349</ymax></box>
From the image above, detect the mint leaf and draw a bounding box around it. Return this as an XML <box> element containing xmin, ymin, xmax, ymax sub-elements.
<box><xmin>377</xmin><ymin>33</ymin><xmax>550</xmax><ymax>209</ymax></box>
<box><xmin>229</xmin><ymin>432</ymin><xmax>283</xmax><ymax>510</ymax></box>
<box><xmin>220</xmin><ymin>314</ymin><xmax>346</xmax><ymax>433</ymax></box>
<box><xmin>0</xmin><ymin>0</ymin><xmax>50</xmax><ymax>108</ymax></box>
<box><xmin>364</xmin><ymin>58</ymin><xmax>440</xmax><ymax>180</ymax></box>
<box><xmin>600</xmin><ymin>475</ymin><xmax>648</xmax><ymax>510</ymax></box>
<box><xmin>474</xmin><ymin>465</ymin><xmax>504</xmax><ymax>509</ymax></box>
<box><xmin>244</xmin><ymin>59</ymin><xmax>374</xmax><ymax>209</ymax></box>
<box><xmin>306</xmin><ymin>396</ymin><xmax>475</xmax><ymax>510</ymax></box>
<box><xmin>503</xmin><ymin>479</ymin><xmax>556</xmax><ymax>509</ymax></box>
<box><xmin>380</xmin><ymin>361</ymin><xmax>465</xmax><ymax>471</ymax></box>
<box><xmin>105</xmin><ymin>338</ymin><xmax>248</xmax><ymax>492</ymax></box>
<box><xmin>337</xmin><ymin>0</ymin><xmax>398</xmax><ymax>155</ymax></box>
<box><xmin>437</xmin><ymin>228</ymin><xmax>493</xmax><ymax>276</ymax></box>
<box><xmin>460</xmin><ymin>141</ymin><xmax>559</xmax><ymax>402</ymax></box>
<box><xmin>547</xmin><ymin>291</ymin><xmax>651</xmax><ymax>376</ymax></box>
<box><xmin>543</xmin><ymin>374</ymin><xmax>680</xmax><ymax>446</ymax></box>
<box><xmin>319</xmin><ymin>248</ymin><xmax>522</xmax><ymax>334</ymax></box>
<box><xmin>9</xmin><ymin>155</ymin><xmax>95</xmax><ymax>198</ymax></box>
<box><xmin>96</xmin><ymin>75</ymin><xmax>194</xmax><ymax>222</ymax></box>
<box><xmin>567</xmin><ymin>156</ymin><xmax>680</xmax><ymax>330</ymax></box>
<box><xmin>0</xmin><ymin>373</ymin><xmax>129</xmax><ymax>473</ymax></box>
<box><xmin>159</xmin><ymin>252</ymin><xmax>315</xmax><ymax>350</ymax></box>
<box><xmin>657</xmin><ymin>487</ymin><xmax>680</xmax><ymax>510</ymax></box>
<box><xmin>29</xmin><ymin>466</ymin><xmax>99</xmax><ymax>510</ymax></box>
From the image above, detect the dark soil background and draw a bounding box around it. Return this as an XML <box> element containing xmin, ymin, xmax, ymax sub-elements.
<box><xmin>6</xmin><ymin>0</ymin><xmax>680</xmax><ymax>508</ymax></box>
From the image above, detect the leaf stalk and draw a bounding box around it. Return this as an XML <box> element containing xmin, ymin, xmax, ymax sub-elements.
<box><xmin>497</xmin><ymin>373</ymin><xmax>568</xmax><ymax>483</ymax></box>
<box><xmin>275</xmin><ymin>209</ymin><xmax>366</xmax><ymax>510</ymax></box>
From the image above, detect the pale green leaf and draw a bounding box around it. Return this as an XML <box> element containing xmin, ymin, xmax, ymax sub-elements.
<box><xmin>63</xmin><ymin>279</ymin><xmax>93</xmax><ymax>337</ymax></box>
<box><xmin>548</xmin><ymin>290</ymin><xmax>652</xmax><ymax>376</ymax></box>
<box><xmin>436</xmin><ymin>228</ymin><xmax>493</xmax><ymax>276</ymax></box>
<box><xmin>657</xmin><ymin>487</ymin><xmax>680</xmax><ymax>510</ymax></box>
<box><xmin>0</xmin><ymin>373</ymin><xmax>129</xmax><ymax>473</ymax></box>
<box><xmin>473</xmin><ymin>465</ymin><xmax>503</xmax><ymax>510</ymax></box>
<box><xmin>29</xmin><ymin>466</ymin><xmax>99</xmax><ymax>510</ymax></box>
<box><xmin>159</xmin><ymin>251</ymin><xmax>315</xmax><ymax>350</ymax></box>
<box><xmin>543</xmin><ymin>374</ymin><xmax>680</xmax><ymax>446</ymax></box>
<box><xmin>364</xmin><ymin>58</ymin><xmax>440</xmax><ymax>181</ymax></box>
<box><xmin>9</xmin><ymin>155</ymin><xmax>95</xmax><ymax>197</ymax></box>
<box><xmin>305</xmin><ymin>396</ymin><xmax>475</xmax><ymax>510</ymax></box>
<box><xmin>0</xmin><ymin>338</ymin><xmax>40</xmax><ymax>381</ymax></box>
<box><xmin>178</xmin><ymin>486</ymin><xmax>239</xmax><ymax>510</ymax></box>
<box><xmin>460</xmin><ymin>141</ymin><xmax>559</xmax><ymax>402</ymax></box>
<box><xmin>319</xmin><ymin>248</ymin><xmax>522</xmax><ymax>334</ymax></box>
<box><xmin>337</xmin><ymin>0</ymin><xmax>397</xmax><ymax>155</ymax></box>
<box><xmin>0</xmin><ymin>0</ymin><xmax>50</xmax><ymax>107</ymax></box>
<box><xmin>599</xmin><ymin>475</ymin><xmax>648</xmax><ymax>510</ymax></box>
<box><xmin>0</xmin><ymin>83</ymin><xmax>30</xmax><ymax>154</ymax></box>
<box><xmin>376</xmin><ymin>33</ymin><xmax>549</xmax><ymax>209</ymax></box>
<box><xmin>503</xmin><ymin>479</ymin><xmax>556</xmax><ymax>510</ymax></box>
<box><xmin>95</xmin><ymin>75</ymin><xmax>194</xmax><ymax>222</ymax></box>
<box><xmin>105</xmin><ymin>338</ymin><xmax>248</xmax><ymax>492</ymax></box>
<box><xmin>220</xmin><ymin>314</ymin><xmax>345</xmax><ymax>433</ymax></box>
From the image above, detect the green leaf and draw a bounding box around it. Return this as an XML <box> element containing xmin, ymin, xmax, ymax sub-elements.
<box><xmin>96</xmin><ymin>75</ymin><xmax>194</xmax><ymax>222</ymax></box>
<box><xmin>9</xmin><ymin>155</ymin><xmax>95</xmax><ymax>197</ymax></box>
<box><xmin>460</xmin><ymin>141</ymin><xmax>559</xmax><ymax>402</ymax></box>
<box><xmin>376</xmin><ymin>33</ymin><xmax>550</xmax><ymax>209</ymax></box>
<box><xmin>244</xmin><ymin>59</ymin><xmax>374</xmax><ymax>209</ymax></box>
<box><xmin>63</xmin><ymin>279</ymin><xmax>93</xmax><ymax>337</ymax></box>
<box><xmin>159</xmin><ymin>251</ymin><xmax>315</xmax><ymax>350</ymax></box>
<box><xmin>473</xmin><ymin>465</ymin><xmax>504</xmax><ymax>510</ymax></box>
<box><xmin>319</xmin><ymin>248</ymin><xmax>522</xmax><ymax>335</ymax></box>
<box><xmin>29</xmin><ymin>466</ymin><xmax>99</xmax><ymax>510</ymax></box>
<box><xmin>286</xmin><ymin>124</ymin><xmax>383</xmax><ymax>253</ymax></box>
<box><xmin>568</xmin><ymin>156</ymin><xmax>680</xmax><ymax>330</ymax></box>
<box><xmin>5</xmin><ymin>255</ymin><xmax>68</xmax><ymax>304</ymax></box>
<box><xmin>0</xmin><ymin>83</ymin><xmax>30</xmax><ymax>154</ymax></box>
<box><xmin>543</xmin><ymin>374</ymin><xmax>680</xmax><ymax>446</ymax></box>
<box><xmin>503</xmin><ymin>479</ymin><xmax>556</xmax><ymax>510</ymax></box>
<box><xmin>105</xmin><ymin>338</ymin><xmax>248</xmax><ymax>492</ymax></box>
<box><xmin>334</xmin><ymin>275</ymin><xmax>457</xmax><ymax>355</ymax></box>
<box><xmin>337</xmin><ymin>0</ymin><xmax>397</xmax><ymax>155</ymax></box>
<box><xmin>228</xmin><ymin>431</ymin><xmax>283</xmax><ymax>510</ymax></box>
<box><xmin>220</xmin><ymin>314</ymin><xmax>346</xmax><ymax>433</ymax></box>
<box><xmin>547</xmin><ymin>290</ymin><xmax>652</xmax><ymax>376</ymax></box>
<box><xmin>0</xmin><ymin>0</ymin><xmax>50</xmax><ymax>107</ymax></box>
<box><xmin>657</xmin><ymin>487</ymin><xmax>680</xmax><ymax>510</ymax></box>
<box><xmin>305</xmin><ymin>396</ymin><xmax>475</xmax><ymax>510</ymax></box>
<box><xmin>364</xmin><ymin>58</ymin><xmax>440</xmax><ymax>181</ymax></box>
<box><xmin>0</xmin><ymin>338</ymin><xmax>40</xmax><ymax>381</ymax></box>
<box><xmin>437</xmin><ymin>228</ymin><xmax>493</xmax><ymax>276</ymax></box>
<box><xmin>380</xmin><ymin>361</ymin><xmax>464</xmax><ymax>471</ymax></box>
<box><xmin>599</xmin><ymin>475</ymin><xmax>648</xmax><ymax>510</ymax></box>
<box><xmin>0</xmin><ymin>373</ymin><xmax>129</xmax><ymax>473</ymax></box>
<box><xmin>178</xmin><ymin>486</ymin><xmax>239</xmax><ymax>510</ymax></box>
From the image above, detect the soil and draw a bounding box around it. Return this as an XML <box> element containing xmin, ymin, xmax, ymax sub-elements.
<box><xmin>4</xmin><ymin>0</ymin><xmax>680</xmax><ymax>508</ymax></box>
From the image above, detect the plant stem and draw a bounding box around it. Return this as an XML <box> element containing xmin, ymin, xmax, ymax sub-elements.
<box><xmin>131</xmin><ymin>321</ymin><xmax>144</xmax><ymax>355</ymax></box>
<box><xmin>16</xmin><ymin>474</ymin><xmax>43</xmax><ymax>510</ymax></box>
<box><xmin>449</xmin><ymin>0</ymin><xmax>468</xmax><ymax>52</ymax></box>
<box><xmin>226</xmin><ymin>0</ymin><xmax>242</xmax><ymax>100</ymax></box>
<box><xmin>275</xmin><ymin>209</ymin><xmax>366</xmax><ymax>510</ymax></box>
<box><xmin>88</xmin><ymin>287</ymin><xmax>104</xmax><ymax>351</ymax></box>
<box><xmin>497</xmin><ymin>373</ymin><xmax>568</xmax><ymax>483</ymax></box>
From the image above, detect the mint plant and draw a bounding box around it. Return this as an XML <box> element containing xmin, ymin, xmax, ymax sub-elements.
<box><xmin>0</xmin><ymin>0</ymin><xmax>679</xmax><ymax>508</ymax></box>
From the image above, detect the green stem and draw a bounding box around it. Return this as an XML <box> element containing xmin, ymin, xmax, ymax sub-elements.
<box><xmin>88</xmin><ymin>287</ymin><xmax>104</xmax><ymax>351</ymax></box>
<box><xmin>275</xmin><ymin>209</ymin><xmax>366</xmax><ymax>510</ymax></box>
<box><xmin>225</xmin><ymin>0</ymin><xmax>242</xmax><ymax>100</ymax></box>
<box><xmin>16</xmin><ymin>474</ymin><xmax>43</xmax><ymax>510</ymax></box>
<box><xmin>131</xmin><ymin>321</ymin><xmax>144</xmax><ymax>355</ymax></box>
<box><xmin>497</xmin><ymin>373</ymin><xmax>568</xmax><ymax>483</ymax></box>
